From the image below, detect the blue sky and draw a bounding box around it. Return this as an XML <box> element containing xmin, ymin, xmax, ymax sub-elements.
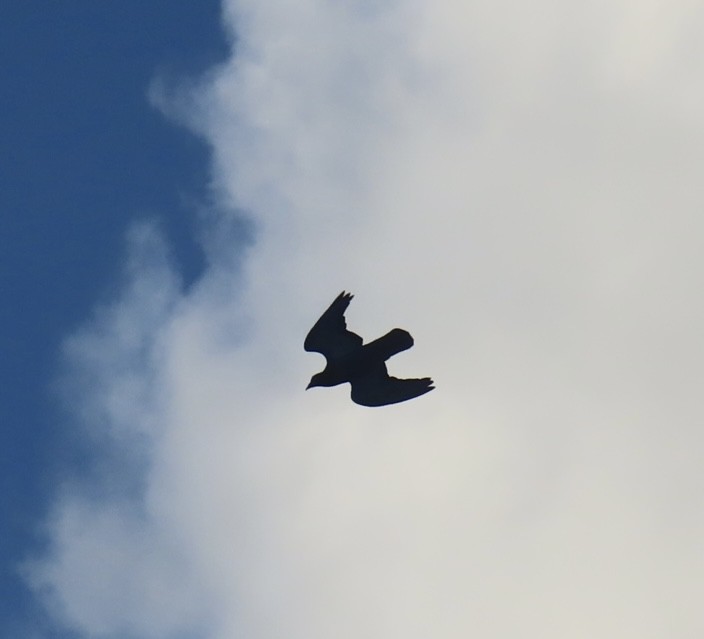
<box><xmin>1</xmin><ymin>3</ymin><xmax>226</xmax><ymax>635</ymax></box>
<box><xmin>4</xmin><ymin>1</ymin><xmax>704</xmax><ymax>637</ymax></box>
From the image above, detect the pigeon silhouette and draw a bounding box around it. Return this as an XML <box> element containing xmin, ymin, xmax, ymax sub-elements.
<box><xmin>305</xmin><ymin>291</ymin><xmax>434</xmax><ymax>407</ymax></box>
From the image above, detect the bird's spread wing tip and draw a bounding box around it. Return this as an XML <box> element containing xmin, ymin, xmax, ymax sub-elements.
<box><xmin>304</xmin><ymin>290</ymin><xmax>361</xmax><ymax>356</ymax></box>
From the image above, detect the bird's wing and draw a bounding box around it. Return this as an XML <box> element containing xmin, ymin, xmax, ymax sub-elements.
<box><xmin>350</xmin><ymin>362</ymin><xmax>435</xmax><ymax>407</ymax></box>
<box><xmin>304</xmin><ymin>291</ymin><xmax>363</xmax><ymax>358</ymax></box>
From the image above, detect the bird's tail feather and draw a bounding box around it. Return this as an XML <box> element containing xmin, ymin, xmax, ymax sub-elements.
<box><xmin>364</xmin><ymin>328</ymin><xmax>414</xmax><ymax>361</ymax></box>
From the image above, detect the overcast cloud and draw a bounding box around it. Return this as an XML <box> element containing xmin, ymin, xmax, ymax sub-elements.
<box><xmin>28</xmin><ymin>1</ymin><xmax>704</xmax><ymax>637</ymax></box>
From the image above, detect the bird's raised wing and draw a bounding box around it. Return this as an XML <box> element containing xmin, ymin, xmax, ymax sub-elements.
<box><xmin>350</xmin><ymin>362</ymin><xmax>434</xmax><ymax>407</ymax></box>
<box><xmin>304</xmin><ymin>291</ymin><xmax>363</xmax><ymax>359</ymax></box>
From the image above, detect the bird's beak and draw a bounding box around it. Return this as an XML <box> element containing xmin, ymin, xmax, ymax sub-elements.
<box><xmin>306</xmin><ymin>382</ymin><xmax>312</xmax><ymax>390</ymax></box>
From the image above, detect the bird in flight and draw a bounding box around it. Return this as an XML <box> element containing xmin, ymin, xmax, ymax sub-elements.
<box><xmin>305</xmin><ymin>291</ymin><xmax>434</xmax><ymax>407</ymax></box>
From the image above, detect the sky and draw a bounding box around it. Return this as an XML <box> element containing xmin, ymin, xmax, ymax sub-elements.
<box><xmin>1</xmin><ymin>2</ymin><xmax>227</xmax><ymax>636</ymax></box>
<box><xmin>3</xmin><ymin>1</ymin><xmax>704</xmax><ymax>638</ymax></box>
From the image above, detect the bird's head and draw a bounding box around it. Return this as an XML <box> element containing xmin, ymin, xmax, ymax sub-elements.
<box><xmin>306</xmin><ymin>372</ymin><xmax>330</xmax><ymax>390</ymax></box>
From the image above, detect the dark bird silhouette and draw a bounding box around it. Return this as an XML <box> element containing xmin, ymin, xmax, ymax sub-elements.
<box><xmin>305</xmin><ymin>291</ymin><xmax>434</xmax><ymax>407</ymax></box>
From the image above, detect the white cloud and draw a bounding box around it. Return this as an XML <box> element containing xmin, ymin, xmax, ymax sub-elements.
<box><xmin>29</xmin><ymin>1</ymin><xmax>704</xmax><ymax>637</ymax></box>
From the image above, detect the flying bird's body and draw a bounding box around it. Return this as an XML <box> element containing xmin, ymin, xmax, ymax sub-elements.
<box><xmin>305</xmin><ymin>292</ymin><xmax>434</xmax><ymax>406</ymax></box>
